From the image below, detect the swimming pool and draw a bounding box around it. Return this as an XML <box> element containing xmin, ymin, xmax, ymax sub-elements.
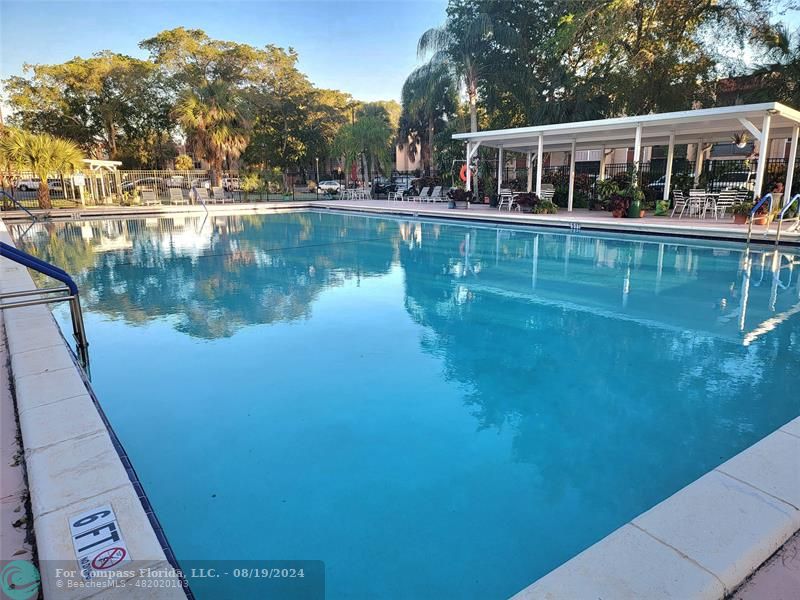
<box><xmin>13</xmin><ymin>211</ymin><xmax>800</xmax><ymax>598</ymax></box>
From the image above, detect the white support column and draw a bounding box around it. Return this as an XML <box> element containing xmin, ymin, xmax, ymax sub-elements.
<box><xmin>753</xmin><ymin>113</ymin><xmax>772</xmax><ymax>200</ymax></box>
<box><xmin>536</xmin><ymin>134</ymin><xmax>543</xmax><ymax>196</ymax></box>
<box><xmin>693</xmin><ymin>140</ymin><xmax>704</xmax><ymax>185</ymax></box>
<box><xmin>663</xmin><ymin>132</ymin><xmax>675</xmax><ymax>201</ymax></box>
<box><xmin>599</xmin><ymin>146</ymin><xmax>606</xmax><ymax>180</ymax></box>
<box><xmin>465</xmin><ymin>142</ymin><xmax>472</xmax><ymax>192</ymax></box>
<box><xmin>497</xmin><ymin>146</ymin><xmax>504</xmax><ymax>195</ymax></box>
<box><xmin>526</xmin><ymin>152</ymin><xmax>532</xmax><ymax>192</ymax></box>
<box><xmin>784</xmin><ymin>126</ymin><xmax>799</xmax><ymax>205</ymax></box>
<box><xmin>567</xmin><ymin>139</ymin><xmax>576</xmax><ymax>212</ymax></box>
<box><xmin>633</xmin><ymin>124</ymin><xmax>642</xmax><ymax>169</ymax></box>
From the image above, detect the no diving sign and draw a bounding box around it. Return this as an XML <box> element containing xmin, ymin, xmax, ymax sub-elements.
<box><xmin>69</xmin><ymin>504</ymin><xmax>131</xmax><ymax>579</ymax></box>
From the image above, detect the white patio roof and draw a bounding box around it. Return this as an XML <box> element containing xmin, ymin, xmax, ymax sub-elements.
<box><xmin>452</xmin><ymin>102</ymin><xmax>800</xmax><ymax>152</ymax></box>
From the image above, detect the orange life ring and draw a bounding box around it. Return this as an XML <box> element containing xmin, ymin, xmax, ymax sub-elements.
<box><xmin>459</xmin><ymin>164</ymin><xmax>475</xmax><ymax>182</ymax></box>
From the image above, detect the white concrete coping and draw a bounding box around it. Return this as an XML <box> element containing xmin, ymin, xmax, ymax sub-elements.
<box><xmin>0</xmin><ymin>219</ymin><xmax>185</xmax><ymax>599</ymax></box>
<box><xmin>512</xmin><ymin>416</ymin><xmax>800</xmax><ymax>599</ymax></box>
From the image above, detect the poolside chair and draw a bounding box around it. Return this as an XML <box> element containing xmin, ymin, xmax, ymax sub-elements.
<box><xmin>498</xmin><ymin>188</ymin><xmax>514</xmax><ymax>210</ymax></box>
<box><xmin>539</xmin><ymin>185</ymin><xmax>556</xmax><ymax>203</ymax></box>
<box><xmin>192</xmin><ymin>187</ymin><xmax>211</xmax><ymax>205</ymax></box>
<box><xmin>140</xmin><ymin>190</ymin><xmax>159</xmax><ymax>206</ymax></box>
<box><xmin>211</xmin><ymin>186</ymin><xmax>227</xmax><ymax>204</ymax></box>
<box><xmin>413</xmin><ymin>186</ymin><xmax>430</xmax><ymax>202</ymax></box>
<box><xmin>168</xmin><ymin>188</ymin><xmax>189</xmax><ymax>205</ymax></box>
<box><xmin>711</xmin><ymin>189</ymin><xmax>738</xmax><ymax>220</ymax></box>
<box><xmin>687</xmin><ymin>189</ymin><xmax>707</xmax><ymax>218</ymax></box>
<box><xmin>428</xmin><ymin>186</ymin><xmax>444</xmax><ymax>202</ymax></box>
<box><xmin>670</xmin><ymin>190</ymin><xmax>688</xmax><ymax>218</ymax></box>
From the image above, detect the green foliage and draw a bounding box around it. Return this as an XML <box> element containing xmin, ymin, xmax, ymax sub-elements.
<box><xmin>654</xmin><ymin>200</ymin><xmax>670</xmax><ymax>216</ymax></box>
<box><xmin>0</xmin><ymin>128</ymin><xmax>84</xmax><ymax>209</ymax></box>
<box><xmin>175</xmin><ymin>154</ymin><xmax>194</xmax><ymax>170</ymax></box>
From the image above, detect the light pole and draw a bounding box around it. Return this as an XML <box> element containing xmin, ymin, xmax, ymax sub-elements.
<box><xmin>315</xmin><ymin>157</ymin><xmax>319</xmax><ymax>199</ymax></box>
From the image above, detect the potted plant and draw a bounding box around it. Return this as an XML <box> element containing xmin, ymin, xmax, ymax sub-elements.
<box><xmin>653</xmin><ymin>200</ymin><xmax>669</xmax><ymax>216</ymax></box>
<box><xmin>594</xmin><ymin>179</ymin><xmax>619</xmax><ymax>211</ymax></box>
<box><xmin>609</xmin><ymin>194</ymin><xmax>628</xmax><ymax>218</ymax></box>
<box><xmin>625</xmin><ymin>182</ymin><xmax>645</xmax><ymax>218</ymax></box>
<box><xmin>731</xmin><ymin>201</ymin><xmax>752</xmax><ymax>224</ymax></box>
<box><xmin>532</xmin><ymin>199</ymin><xmax>558</xmax><ymax>214</ymax></box>
<box><xmin>447</xmin><ymin>187</ymin><xmax>468</xmax><ymax>209</ymax></box>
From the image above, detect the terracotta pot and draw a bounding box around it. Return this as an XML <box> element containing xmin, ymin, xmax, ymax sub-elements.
<box><xmin>640</xmin><ymin>210</ymin><xmax>646</xmax><ymax>218</ymax></box>
<box><xmin>753</xmin><ymin>215</ymin><xmax>767</xmax><ymax>226</ymax></box>
<box><xmin>733</xmin><ymin>214</ymin><xmax>747</xmax><ymax>224</ymax></box>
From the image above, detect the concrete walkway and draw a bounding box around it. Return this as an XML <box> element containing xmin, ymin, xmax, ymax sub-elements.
<box><xmin>733</xmin><ymin>530</ymin><xmax>800</xmax><ymax>599</ymax></box>
<box><xmin>0</xmin><ymin>308</ymin><xmax>35</xmax><ymax>564</ymax></box>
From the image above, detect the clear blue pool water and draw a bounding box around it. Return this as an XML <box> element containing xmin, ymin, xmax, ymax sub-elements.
<box><xmin>14</xmin><ymin>212</ymin><xmax>800</xmax><ymax>599</ymax></box>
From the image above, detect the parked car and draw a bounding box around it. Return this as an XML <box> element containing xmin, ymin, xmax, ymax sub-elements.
<box><xmin>189</xmin><ymin>178</ymin><xmax>211</xmax><ymax>189</ymax></box>
<box><xmin>222</xmin><ymin>177</ymin><xmax>241</xmax><ymax>191</ymax></box>
<box><xmin>15</xmin><ymin>178</ymin><xmax>63</xmax><ymax>192</ymax></box>
<box><xmin>392</xmin><ymin>175</ymin><xmax>415</xmax><ymax>193</ymax></box>
<box><xmin>707</xmin><ymin>171</ymin><xmax>756</xmax><ymax>192</ymax></box>
<box><xmin>372</xmin><ymin>176</ymin><xmax>394</xmax><ymax>195</ymax></box>
<box><xmin>318</xmin><ymin>180</ymin><xmax>342</xmax><ymax>193</ymax></box>
<box><xmin>165</xmin><ymin>175</ymin><xmax>185</xmax><ymax>188</ymax></box>
<box><xmin>121</xmin><ymin>177</ymin><xmax>164</xmax><ymax>192</ymax></box>
<box><xmin>646</xmin><ymin>174</ymin><xmax>690</xmax><ymax>194</ymax></box>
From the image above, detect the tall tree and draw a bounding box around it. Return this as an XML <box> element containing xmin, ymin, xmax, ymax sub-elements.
<box><xmin>4</xmin><ymin>52</ymin><xmax>171</xmax><ymax>164</ymax></box>
<box><xmin>400</xmin><ymin>62</ymin><xmax>457</xmax><ymax>175</ymax></box>
<box><xmin>0</xmin><ymin>129</ymin><xmax>84</xmax><ymax>209</ymax></box>
<box><xmin>417</xmin><ymin>5</ymin><xmax>516</xmax><ymax>132</ymax></box>
<box><xmin>140</xmin><ymin>28</ymin><xmax>266</xmax><ymax>183</ymax></box>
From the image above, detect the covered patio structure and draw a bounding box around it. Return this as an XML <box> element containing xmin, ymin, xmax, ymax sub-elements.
<box><xmin>453</xmin><ymin>102</ymin><xmax>800</xmax><ymax>211</ymax></box>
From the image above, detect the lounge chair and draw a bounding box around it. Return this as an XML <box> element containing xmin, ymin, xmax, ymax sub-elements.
<box><xmin>140</xmin><ymin>190</ymin><xmax>159</xmax><ymax>206</ymax></box>
<box><xmin>413</xmin><ymin>186</ymin><xmax>430</xmax><ymax>202</ymax></box>
<box><xmin>211</xmin><ymin>186</ymin><xmax>227</xmax><ymax>203</ymax></box>
<box><xmin>192</xmin><ymin>187</ymin><xmax>211</xmax><ymax>205</ymax></box>
<box><xmin>428</xmin><ymin>186</ymin><xmax>445</xmax><ymax>202</ymax></box>
<box><xmin>168</xmin><ymin>188</ymin><xmax>189</xmax><ymax>205</ymax></box>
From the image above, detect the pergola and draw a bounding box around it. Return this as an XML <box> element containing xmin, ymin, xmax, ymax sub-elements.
<box><xmin>452</xmin><ymin>102</ymin><xmax>800</xmax><ymax>210</ymax></box>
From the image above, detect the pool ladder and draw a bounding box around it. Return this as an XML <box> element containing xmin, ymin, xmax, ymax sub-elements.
<box><xmin>746</xmin><ymin>193</ymin><xmax>800</xmax><ymax>247</ymax></box>
<box><xmin>0</xmin><ymin>242</ymin><xmax>90</xmax><ymax>374</ymax></box>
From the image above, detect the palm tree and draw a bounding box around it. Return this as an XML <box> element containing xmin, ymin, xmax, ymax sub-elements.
<box><xmin>748</xmin><ymin>24</ymin><xmax>800</xmax><ymax>107</ymax></box>
<box><xmin>417</xmin><ymin>12</ymin><xmax>515</xmax><ymax>133</ymax></box>
<box><xmin>400</xmin><ymin>62</ymin><xmax>456</xmax><ymax>174</ymax></box>
<box><xmin>173</xmin><ymin>82</ymin><xmax>249</xmax><ymax>185</ymax></box>
<box><xmin>0</xmin><ymin>129</ymin><xmax>84</xmax><ymax>209</ymax></box>
<box><xmin>333</xmin><ymin>116</ymin><xmax>392</xmax><ymax>184</ymax></box>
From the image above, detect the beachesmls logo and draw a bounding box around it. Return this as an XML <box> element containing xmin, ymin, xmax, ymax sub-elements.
<box><xmin>1</xmin><ymin>560</ymin><xmax>40</xmax><ymax>600</ymax></box>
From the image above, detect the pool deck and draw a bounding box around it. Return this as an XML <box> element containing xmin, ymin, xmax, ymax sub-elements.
<box><xmin>2</xmin><ymin>199</ymin><xmax>800</xmax><ymax>246</ymax></box>
<box><xmin>0</xmin><ymin>218</ymin><xmax>184</xmax><ymax>598</ymax></box>
<box><xmin>1</xmin><ymin>206</ymin><xmax>799</xmax><ymax>599</ymax></box>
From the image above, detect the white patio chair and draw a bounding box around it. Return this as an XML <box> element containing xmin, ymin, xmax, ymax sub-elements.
<box><xmin>428</xmin><ymin>186</ymin><xmax>444</xmax><ymax>202</ymax></box>
<box><xmin>388</xmin><ymin>190</ymin><xmax>404</xmax><ymax>202</ymax></box>
<box><xmin>413</xmin><ymin>186</ymin><xmax>430</xmax><ymax>202</ymax></box>
<box><xmin>192</xmin><ymin>187</ymin><xmax>211</xmax><ymax>205</ymax></box>
<box><xmin>498</xmin><ymin>188</ymin><xmax>514</xmax><ymax>210</ymax></box>
<box><xmin>712</xmin><ymin>190</ymin><xmax>738</xmax><ymax>219</ymax></box>
<box><xmin>168</xmin><ymin>188</ymin><xmax>189</xmax><ymax>205</ymax></box>
<box><xmin>671</xmin><ymin>190</ymin><xmax>688</xmax><ymax>218</ymax></box>
<box><xmin>687</xmin><ymin>189</ymin><xmax>707</xmax><ymax>218</ymax></box>
<box><xmin>540</xmin><ymin>188</ymin><xmax>556</xmax><ymax>203</ymax></box>
<box><xmin>140</xmin><ymin>189</ymin><xmax>159</xmax><ymax>206</ymax></box>
<box><xmin>211</xmin><ymin>186</ymin><xmax>227</xmax><ymax>204</ymax></box>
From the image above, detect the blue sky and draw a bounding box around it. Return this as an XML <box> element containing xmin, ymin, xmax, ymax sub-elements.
<box><xmin>0</xmin><ymin>0</ymin><xmax>448</xmax><ymax>103</ymax></box>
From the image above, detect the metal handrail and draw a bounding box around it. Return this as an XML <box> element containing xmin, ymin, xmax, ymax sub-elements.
<box><xmin>774</xmin><ymin>193</ymin><xmax>800</xmax><ymax>247</ymax></box>
<box><xmin>0</xmin><ymin>242</ymin><xmax>90</xmax><ymax>372</ymax></box>
<box><xmin>0</xmin><ymin>190</ymin><xmax>37</xmax><ymax>222</ymax></box>
<box><xmin>746</xmin><ymin>193</ymin><xmax>773</xmax><ymax>245</ymax></box>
